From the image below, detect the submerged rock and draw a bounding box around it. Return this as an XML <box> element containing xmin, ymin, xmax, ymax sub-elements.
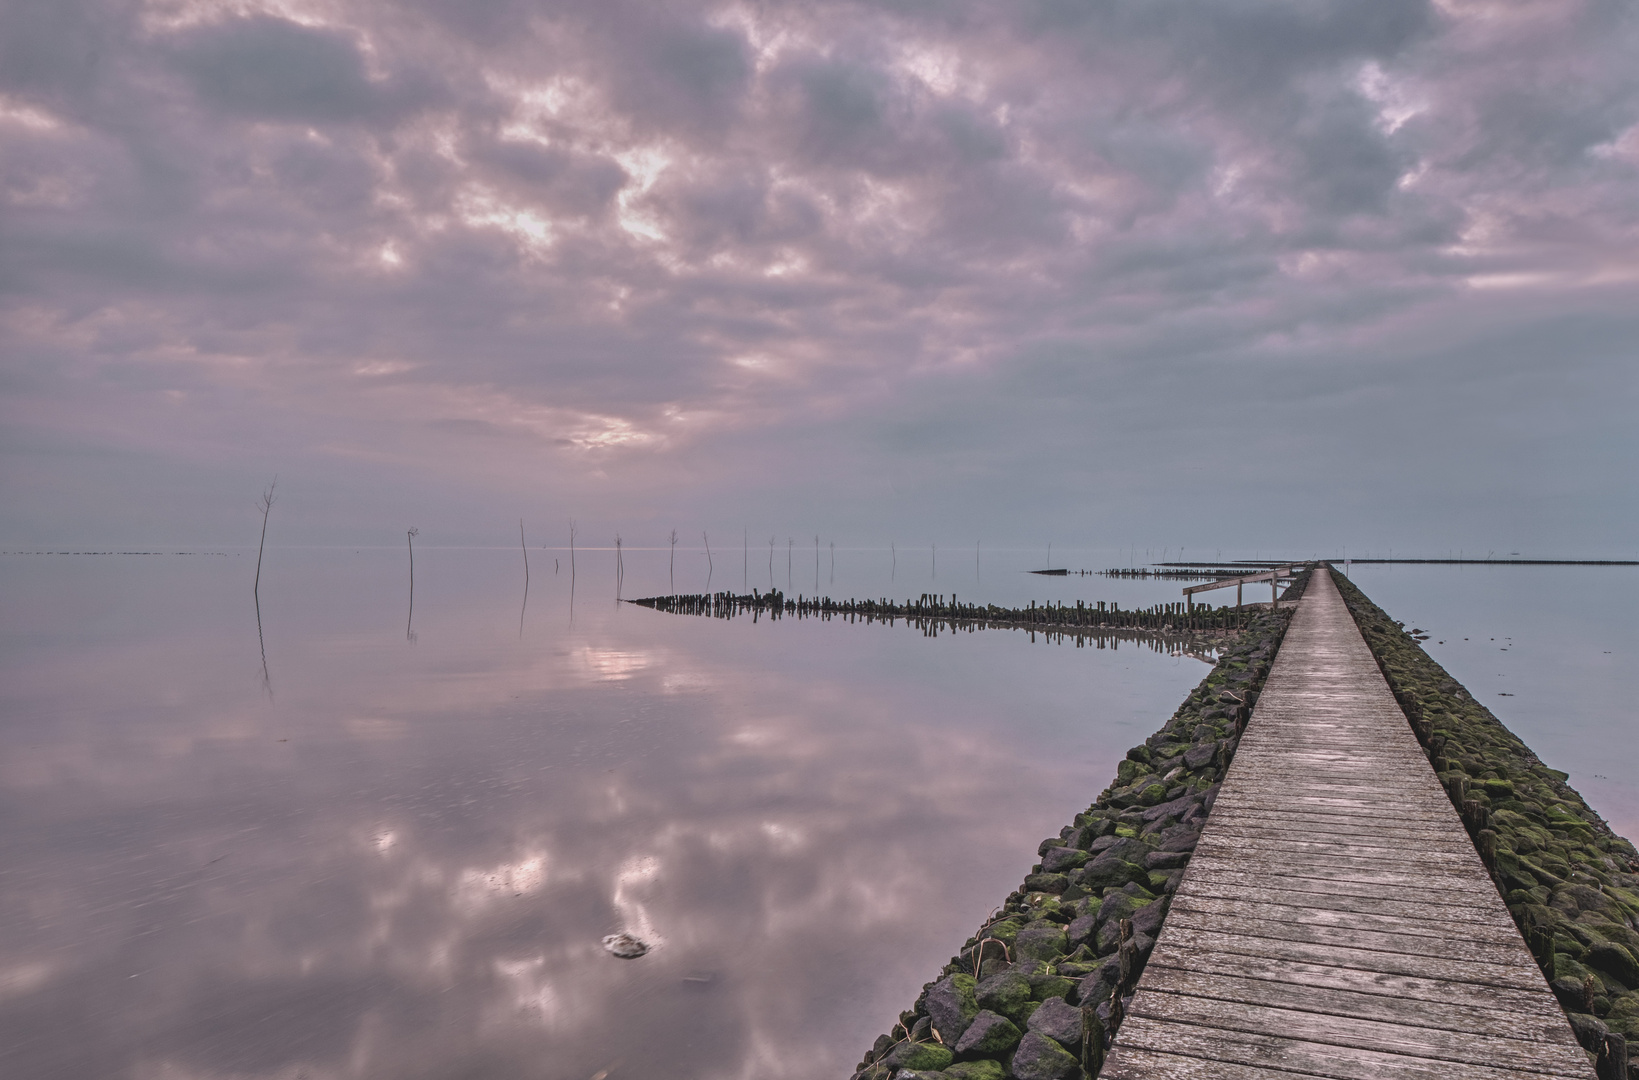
<box><xmin>601</xmin><ymin>932</ymin><xmax>649</xmax><ymax>958</ymax></box>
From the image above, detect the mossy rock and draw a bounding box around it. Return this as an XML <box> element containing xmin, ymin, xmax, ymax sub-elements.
<box><xmin>1023</xmin><ymin>874</ymin><xmax>1069</xmax><ymax>895</ymax></box>
<box><xmin>953</xmin><ymin>1009</ymin><xmax>1022</xmax><ymax>1055</ymax></box>
<box><xmin>1015</xmin><ymin>926</ymin><xmax>1069</xmax><ymax>962</ymax></box>
<box><xmin>942</xmin><ymin>1061</ymin><xmax>1006</xmax><ymax>1080</ymax></box>
<box><xmin>1587</xmin><ymin>941</ymin><xmax>1639</xmax><ymax>990</ymax></box>
<box><xmin>975</xmin><ymin>971</ymin><xmax>1034</xmax><ymax>1023</ymax></box>
<box><xmin>1031</xmin><ymin>974</ymin><xmax>1076</xmax><ymax>1001</ymax></box>
<box><xmin>882</xmin><ymin>1040</ymin><xmax>953</xmax><ymax>1071</ymax></box>
<box><xmin>1137</xmin><ymin>782</ymin><xmax>1170</xmax><ymax>806</ymax></box>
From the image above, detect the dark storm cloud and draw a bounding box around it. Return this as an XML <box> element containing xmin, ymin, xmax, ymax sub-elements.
<box><xmin>0</xmin><ymin>0</ymin><xmax>1636</xmax><ymax>551</ymax></box>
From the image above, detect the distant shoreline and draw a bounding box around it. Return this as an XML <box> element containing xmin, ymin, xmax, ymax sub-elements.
<box><xmin>1155</xmin><ymin>558</ymin><xmax>1638</xmax><ymax>567</ymax></box>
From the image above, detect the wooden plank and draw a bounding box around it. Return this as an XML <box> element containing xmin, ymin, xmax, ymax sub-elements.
<box><xmin>1154</xmin><ymin>926</ymin><xmax>1545</xmax><ymax>990</ymax></box>
<box><xmin>1202</xmin><ymin>823</ymin><xmax>1475</xmax><ymax>853</ymax></box>
<box><xmin>1205</xmin><ymin>809</ymin><xmax>1464</xmax><ymax>838</ymax></box>
<box><xmin>1192</xmin><ymin>834</ymin><xmax>1480</xmax><ymax>868</ymax></box>
<box><xmin>1167</xmin><ymin>895</ymin><xmax>1525</xmax><ymax>945</ymax></box>
<box><xmin>1179</xmin><ymin>865</ymin><xmax>1491</xmax><ymax>909</ymax></box>
<box><xmin>1182</xmin><ymin>852</ymin><xmax>1494</xmax><ymax>892</ymax></box>
<box><xmin>1136</xmin><ymin>965</ymin><xmax>1579</xmax><ymax>1043</ymax></box>
<box><xmin>1143</xmin><ymin>941</ymin><xmax>1569</xmax><ymax>1017</ymax></box>
<box><xmin>1106</xmin><ymin>1015</ymin><xmax>1590</xmax><ymax>1080</ymax></box>
<box><xmin>1097</xmin><ymin>1047</ymin><xmax>1313</xmax><ymax>1080</ymax></box>
<box><xmin>1176</xmin><ymin>879</ymin><xmax>1505</xmax><ymax>924</ymax></box>
<box><xmin>1162</xmin><ymin>909</ymin><xmax>1536</xmax><ymax>968</ymax></box>
<box><xmin>1130</xmin><ymin>991</ymin><xmax>1591</xmax><ymax>1075</ymax></box>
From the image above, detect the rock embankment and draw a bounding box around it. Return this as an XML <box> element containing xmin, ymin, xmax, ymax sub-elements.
<box><xmin>1334</xmin><ymin>573</ymin><xmax>1639</xmax><ymax>1074</ymax></box>
<box><xmin>850</xmin><ymin>584</ymin><xmax>1306</xmax><ymax>1080</ymax></box>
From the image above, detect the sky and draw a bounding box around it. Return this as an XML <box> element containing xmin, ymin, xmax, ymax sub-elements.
<box><xmin>2</xmin><ymin>0</ymin><xmax>1637</xmax><ymax>556</ymax></box>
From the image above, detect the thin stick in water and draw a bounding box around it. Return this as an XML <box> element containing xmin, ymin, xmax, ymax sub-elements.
<box><xmin>406</xmin><ymin>527</ymin><xmax>418</xmax><ymax>642</ymax></box>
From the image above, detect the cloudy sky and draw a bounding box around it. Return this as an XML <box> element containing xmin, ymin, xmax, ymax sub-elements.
<box><xmin>3</xmin><ymin>0</ymin><xmax>1636</xmax><ymax>555</ymax></box>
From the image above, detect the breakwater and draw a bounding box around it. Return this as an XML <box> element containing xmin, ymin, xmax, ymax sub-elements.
<box><xmin>628</xmin><ymin>589</ymin><xmax>1262</xmax><ymax>643</ymax></box>
<box><xmin>1333</xmin><ymin>572</ymin><xmax>1639</xmax><ymax>1064</ymax></box>
<box><xmin>846</xmin><ymin>575</ymin><xmax>1309</xmax><ymax>1080</ymax></box>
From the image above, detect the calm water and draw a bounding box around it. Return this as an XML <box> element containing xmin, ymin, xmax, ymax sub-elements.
<box><xmin>0</xmin><ymin>547</ymin><xmax>1208</xmax><ymax>1080</ymax></box>
<box><xmin>1</xmin><ymin>551</ymin><xmax>1630</xmax><ymax>1079</ymax></box>
<box><xmin>1343</xmin><ymin>563</ymin><xmax>1638</xmax><ymax>840</ymax></box>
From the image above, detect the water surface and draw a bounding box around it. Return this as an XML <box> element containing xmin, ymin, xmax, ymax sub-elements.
<box><xmin>0</xmin><ymin>548</ymin><xmax>1205</xmax><ymax>1080</ymax></box>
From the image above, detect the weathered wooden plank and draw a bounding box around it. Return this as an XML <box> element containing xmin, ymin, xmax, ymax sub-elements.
<box><xmin>1130</xmin><ymin>991</ymin><xmax>1591</xmax><ymax>1075</ymax></box>
<box><xmin>1206</xmin><ymin>816</ymin><xmax>1461</xmax><ymax>840</ymax></box>
<box><xmin>1155</xmin><ymin>926</ymin><xmax>1545</xmax><ymax>989</ymax></box>
<box><xmin>1105</xmin><ymin>1016</ymin><xmax>1587</xmax><ymax>1080</ymax></box>
<box><xmin>1176</xmin><ymin>879</ymin><xmax>1504</xmax><ymax>924</ymax></box>
<box><xmin>1179</xmin><ymin>865</ymin><xmax>1489</xmax><ymax>909</ymax></box>
<box><xmin>1136</xmin><ymin>965</ymin><xmax>1578</xmax><ymax>1042</ymax></box>
<box><xmin>1192</xmin><ymin>833</ymin><xmax>1480</xmax><ymax>868</ymax></box>
<box><xmin>1143</xmin><ymin>940</ymin><xmax>1568</xmax><ymax>1017</ymax></box>
<box><xmin>1183</xmin><ymin>851</ymin><xmax>1493</xmax><ymax>891</ymax></box>
<box><xmin>1167</xmin><ymin>895</ymin><xmax>1525</xmax><ymax>945</ymax></box>
<box><xmin>1202</xmin><ymin>822</ymin><xmax>1475</xmax><ymax>853</ymax></box>
<box><xmin>1164</xmin><ymin>908</ymin><xmax>1534</xmax><ymax>967</ymax></box>
<box><xmin>1096</xmin><ymin>1046</ymin><xmax>1302</xmax><ymax>1080</ymax></box>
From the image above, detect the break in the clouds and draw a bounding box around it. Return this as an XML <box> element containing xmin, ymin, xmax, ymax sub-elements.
<box><xmin>2</xmin><ymin>0</ymin><xmax>1636</xmax><ymax>551</ymax></box>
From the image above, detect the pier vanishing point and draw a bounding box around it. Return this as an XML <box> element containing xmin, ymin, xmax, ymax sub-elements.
<box><xmin>1102</xmin><ymin>568</ymin><xmax>1595</xmax><ymax>1078</ymax></box>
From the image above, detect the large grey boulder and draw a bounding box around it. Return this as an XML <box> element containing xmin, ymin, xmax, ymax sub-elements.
<box><xmin>1026</xmin><ymin>996</ymin><xmax>1083</xmax><ymax>1048</ymax></box>
<box><xmin>923</xmin><ymin>973</ymin><xmax>979</xmax><ymax>1042</ymax></box>
<box><xmin>1009</xmin><ymin>1031</ymin><xmax>1081</xmax><ymax>1080</ymax></box>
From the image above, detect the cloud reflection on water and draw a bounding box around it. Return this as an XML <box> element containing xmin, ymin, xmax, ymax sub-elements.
<box><xmin>0</xmin><ymin>551</ymin><xmax>1204</xmax><ymax>1079</ymax></box>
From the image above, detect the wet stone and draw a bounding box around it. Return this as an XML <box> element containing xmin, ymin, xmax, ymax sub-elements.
<box><xmin>1030</xmin><ymin>973</ymin><xmax>1076</xmax><ymax>1002</ymax></box>
<box><xmin>1086</xmin><ymin>834</ymin><xmax>1120</xmax><ymax>857</ymax></box>
<box><xmin>1132</xmin><ymin>898</ymin><xmax>1167</xmax><ymax>938</ymax></box>
<box><xmin>1022</xmin><ymin>873</ymin><xmax>1068</xmax><ymax>895</ymax></box>
<box><xmin>1568</xmin><ymin>1012</ymin><xmax>1609</xmax><ymax>1052</ymax></box>
<box><xmin>1157</xmin><ymin>823</ymin><xmax>1202</xmax><ymax>852</ymax></box>
<box><xmin>953</xmin><ymin>1009</ymin><xmax>1022</xmax><ymax>1056</ymax></box>
<box><xmin>975</xmin><ymin>970</ymin><xmax>1033</xmax><ymax>1020</ymax></box>
<box><xmin>1014</xmin><ymin>926</ymin><xmax>1068</xmax><ymax>962</ymax></box>
<box><xmin>1589</xmin><ymin>942</ymin><xmax>1639</xmax><ymax>989</ymax></box>
<box><xmin>882</xmin><ymin>1041</ymin><xmax>953</xmax><ymax>1071</ymax></box>
<box><xmin>1009</xmin><ymin>1030</ymin><xmax>1081</xmax><ymax>1080</ymax></box>
<box><xmin>923</xmin><ymin>974</ymin><xmax>979</xmax><ymax>1042</ymax></box>
<box><xmin>1040</xmin><ymin>846</ymin><xmax>1089</xmax><ymax>874</ymax></box>
<box><xmin>1026</xmin><ymin>996</ymin><xmax>1083</xmax><ymax>1047</ymax></box>
<box><xmin>1066</xmin><ymin>912</ymin><xmax>1099</xmax><ymax>948</ymax></box>
<box><xmin>1183</xmin><ymin>743</ymin><xmax>1217</xmax><ymax>769</ymax></box>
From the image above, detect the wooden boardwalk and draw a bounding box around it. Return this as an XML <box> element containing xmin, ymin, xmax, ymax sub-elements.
<box><xmin>1102</xmin><ymin>568</ymin><xmax>1594</xmax><ymax>1080</ymax></box>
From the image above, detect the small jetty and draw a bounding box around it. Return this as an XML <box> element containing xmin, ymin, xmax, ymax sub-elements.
<box><xmin>1102</xmin><ymin>569</ymin><xmax>1594</xmax><ymax>1078</ymax></box>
